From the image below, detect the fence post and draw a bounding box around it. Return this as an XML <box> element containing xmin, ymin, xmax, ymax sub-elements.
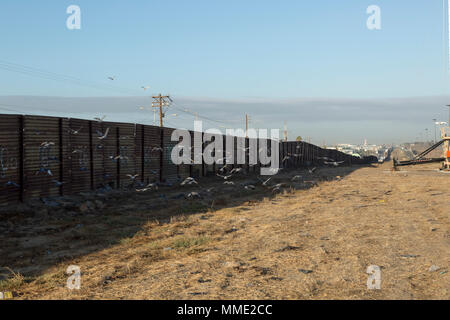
<box><xmin>58</xmin><ymin>118</ymin><xmax>64</xmax><ymax>196</ymax></box>
<box><xmin>89</xmin><ymin>121</ymin><xmax>94</xmax><ymax>190</ymax></box>
<box><xmin>141</xmin><ymin>125</ymin><xmax>145</xmax><ymax>183</ymax></box>
<box><xmin>19</xmin><ymin>115</ymin><xmax>25</xmax><ymax>202</ymax></box>
<box><xmin>116</xmin><ymin>127</ymin><xmax>120</xmax><ymax>188</ymax></box>
<box><xmin>159</xmin><ymin>127</ymin><xmax>164</xmax><ymax>182</ymax></box>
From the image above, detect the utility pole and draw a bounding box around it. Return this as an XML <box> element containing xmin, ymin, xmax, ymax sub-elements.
<box><xmin>152</xmin><ymin>94</ymin><xmax>172</xmax><ymax>127</ymax></box>
<box><xmin>245</xmin><ymin>114</ymin><xmax>249</xmax><ymax>138</ymax></box>
<box><xmin>283</xmin><ymin>121</ymin><xmax>288</xmax><ymax>142</ymax></box>
<box><xmin>447</xmin><ymin>105</ymin><xmax>450</xmax><ymax>135</ymax></box>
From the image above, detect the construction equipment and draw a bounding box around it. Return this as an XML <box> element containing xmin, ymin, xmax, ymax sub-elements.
<box><xmin>393</xmin><ymin>126</ymin><xmax>450</xmax><ymax>170</ymax></box>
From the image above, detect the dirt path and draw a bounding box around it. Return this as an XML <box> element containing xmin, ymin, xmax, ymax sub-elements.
<box><xmin>2</xmin><ymin>163</ymin><xmax>449</xmax><ymax>299</ymax></box>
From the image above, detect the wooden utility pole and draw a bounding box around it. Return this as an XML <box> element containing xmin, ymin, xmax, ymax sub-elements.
<box><xmin>152</xmin><ymin>94</ymin><xmax>172</xmax><ymax>127</ymax></box>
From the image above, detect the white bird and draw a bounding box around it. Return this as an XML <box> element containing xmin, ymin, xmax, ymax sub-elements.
<box><xmin>68</xmin><ymin>126</ymin><xmax>83</xmax><ymax>135</ymax></box>
<box><xmin>181</xmin><ymin>177</ymin><xmax>198</xmax><ymax>186</ymax></box>
<box><xmin>141</xmin><ymin>86</ymin><xmax>150</xmax><ymax>91</ymax></box>
<box><xmin>271</xmin><ymin>183</ymin><xmax>285</xmax><ymax>190</ymax></box>
<box><xmin>108</xmin><ymin>76</ymin><xmax>115</xmax><ymax>81</ymax></box>
<box><xmin>97</xmin><ymin>128</ymin><xmax>110</xmax><ymax>140</ymax></box>
<box><xmin>145</xmin><ymin>183</ymin><xmax>159</xmax><ymax>191</ymax></box>
<box><xmin>224</xmin><ymin>181</ymin><xmax>235</xmax><ymax>185</ymax></box>
<box><xmin>291</xmin><ymin>175</ymin><xmax>303</xmax><ymax>181</ymax></box>
<box><xmin>218</xmin><ymin>164</ymin><xmax>229</xmax><ymax>173</ymax></box>
<box><xmin>94</xmin><ymin>115</ymin><xmax>107</xmax><ymax>122</ymax></box>
<box><xmin>52</xmin><ymin>180</ymin><xmax>66</xmax><ymax>187</ymax></box>
<box><xmin>151</xmin><ymin>146</ymin><xmax>163</xmax><ymax>152</ymax></box>
<box><xmin>187</xmin><ymin>192</ymin><xmax>201</xmax><ymax>199</ymax></box>
<box><xmin>217</xmin><ymin>173</ymin><xmax>233</xmax><ymax>180</ymax></box>
<box><xmin>41</xmin><ymin>142</ymin><xmax>55</xmax><ymax>148</ymax></box>
<box><xmin>127</xmin><ymin>174</ymin><xmax>139</xmax><ymax>181</ymax></box>
<box><xmin>230</xmin><ymin>168</ymin><xmax>243</xmax><ymax>174</ymax></box>
<box><xmin>308</xmin><ymin>167</ymin><xmax>317</xmax><ymax>174</ymax></box>
<box><xmin>257</xmin><ymin>177</ymin><xmax>272</xmax><ymax>186</ymax></box>
<box><xmin>244</xmin><ymin>185</ymin><xmax>256</xmax><ymax>190</ymax></box>
<box><xmin>324</xmin><ymin>161</ymin><xmax>345</xmax><ymax>167</ymax></box>
<box><xmin>114</xmin><ymin>155</ymin><xmax>128</xmax><ymax>161</ymax></box>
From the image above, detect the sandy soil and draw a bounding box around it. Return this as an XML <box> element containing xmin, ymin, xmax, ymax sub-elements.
<box><xmin>1</xmin><ymin>161</ymin><xmax>449</xmax><ymax>300</ymax></box>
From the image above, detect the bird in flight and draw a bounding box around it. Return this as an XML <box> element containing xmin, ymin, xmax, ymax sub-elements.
<box><xmin>324</xmin><ymin>161</ymin><xmax>345</xmax><ymax>167</ymax></box>
<box><xmin>126</xmin><ymin>174</ymin><xmax>139</xmax><ymax>181</ymax></box>
<box><xmin>41</xmin><ymin>141</ymin><xmax>55</xmax><ymax>148</ymax></box>
<box><xmin>68</xmin><ymin>126</ymin><xmax>83</xmax><ymax>135</ymax></box>
<box><xmin>97</xmin><ymin>128</ymin><xmax>110</xmax><ymax>140</ymax></box>
<box><xmin>181</xmin><ymin>177</ymin><xmax>198</xmax><ymax>186</ymax></box>
<box><xmin>94</xmin><ymin>115</ymin><xmax>107</xmax><ymax>123</ymax></box>
<box><xmin>186</xmin><ymin>192</ymin><xmax>201</xmax><ymax>199</ymax></box>
<box><xmin>257</xmin><ymin>177</ymin><xmax>272</xmax><ymax>186</ymax></box>
<box><xmin>141</xmin><ymin>86</ymin><xmax>150</xmax><ymax>91</ymax></box>
<box><xmin>308</xmin><ymin>167</ymin><xmax>317</xmax><ymax>174</ymax></box>
<box><xmin>230</xmin><ymin>168</ymin><xmax>243</xmax><ymax>174</ymax></box>
<box><xmin>108</xmin><ymin>76</ymin><xmax>115</xmax><ymax>81</ymax></box>
<box><xmin>151</xmin><ymin>146</ymin><xmax>163</xmax><ymax>152</ymax></box>
<box><xmin>217</xmin><ymin>173</ymin><xmax>233</xmax><ymax>180</ymax></box>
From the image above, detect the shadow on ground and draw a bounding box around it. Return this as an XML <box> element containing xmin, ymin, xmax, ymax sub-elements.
<box><xmin>0</xmin><ymin>164</ymin><xmax>375</xmax><ymax>284</ymax></box>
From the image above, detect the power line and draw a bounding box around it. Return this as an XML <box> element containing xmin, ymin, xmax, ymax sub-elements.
<box><xmin>170</xmin><ymin>100</ymin><xmax>242</xmax><ymax>128</ymax></box>
<box><xmin>0</xmin><ymin>59</ymin><xmax>143</xmax><ymax>96</ymax></box>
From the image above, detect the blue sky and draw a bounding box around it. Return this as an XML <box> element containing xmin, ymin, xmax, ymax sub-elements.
<box><xmin>0</xmin><ymin>0</ymin><xmax>449</xmax><ymax>144</ymax></box>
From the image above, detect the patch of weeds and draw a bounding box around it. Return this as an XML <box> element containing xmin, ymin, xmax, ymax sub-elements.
<box><xmin>34</xmin><ymin>269</ymin><xmax>66</xmax><ymax>287</ymax></box>
<box><xmin>173</xmin><ymin>236</ymin><xmax>210</xmax><ymax>249</ymax></box>
<box><xmin>0</xmin><ymin>269</ymin><xmax>31</xmax><ymax>291</ymax></box>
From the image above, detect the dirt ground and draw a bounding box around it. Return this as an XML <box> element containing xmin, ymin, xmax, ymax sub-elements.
<box><xmin>0</xmin><ymin>161</ymin><xmax>449</xmax><ymax>300</ymax></box>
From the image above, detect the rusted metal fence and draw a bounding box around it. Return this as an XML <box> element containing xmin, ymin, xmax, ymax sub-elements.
<box><xmin>0</xmin><ymin>114</ymin><xmax>369</xmax><ymax>205</ymax></box>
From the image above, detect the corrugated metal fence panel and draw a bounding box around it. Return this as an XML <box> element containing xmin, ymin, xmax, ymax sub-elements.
<box><xmin>94</xmin><ymin>122</ymin><xmax>119</xmax><ymax>188</ymax></box>
<box><xmin>0</xmin><ymin>115</ymin><xmax>21</xmax><ymax>205</ymax></box>
<box><xmin>1</xmin><ymin>112</ymin><xmax>379</xmax><ymax>205</ymax></box>
<box><xmin>143</xmin><ymin>125</ymin><xmax>162</xmax><ymax>183</ymax></box>
<box><xmin>66</xmin><ymin>118</ymin><xmax>92</xmax><ymax>193</ymax></box>
<box><xmin>117</xmin><ymin>123</ymin><xmax>138</xmax><ymax>188</ymax></box>
<box><xmin>162</xmin><ymin>127</ymin><xmax>178</xmax><ymax>183</ymax></box>
<box><xmin>23</xmin><ymin>115</ymin><xmax>61</xmax><ymax>199</ymax></box>
<box><xmin>135</xmin><ymin>124</ymin><xmax>144</xmax><ymax>183</ymax></box>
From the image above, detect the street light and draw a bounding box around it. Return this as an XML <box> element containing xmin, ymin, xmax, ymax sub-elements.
<box><xmin>446</xmin><ymin>105</ymin><xmax>450</xmax><ymax>129</ymax></box>
<box><xmin>433</xmin><ymin>119</ymin><xmax>437</xmax><ymax>143</ymax></box>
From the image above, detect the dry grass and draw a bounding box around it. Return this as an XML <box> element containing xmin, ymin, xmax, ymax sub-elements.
<box><xmin>1</xmin><ymin>162</ymin><xmax>449</xmax><ymax>299</ymax></box>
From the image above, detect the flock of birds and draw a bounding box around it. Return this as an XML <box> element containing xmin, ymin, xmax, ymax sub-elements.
<box><xmin>3</xmin><ymin>105</ymin><xmax>347</xmax><ymax>198</ymax></box>
<box><xmin>127</xmin><ymin>156</ymin><xmax>346</xmax><ymax>201</ymax></box>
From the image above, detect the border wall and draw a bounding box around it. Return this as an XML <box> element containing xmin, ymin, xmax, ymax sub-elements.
<box><xmin>0</xmin><ymin>114</ymin><xmax>374</xmax><ymax>205</ymax></box>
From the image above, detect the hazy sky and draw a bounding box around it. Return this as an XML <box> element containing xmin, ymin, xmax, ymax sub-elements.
<box><xmin>0</xmin><ymin>1</ymin><xmax>450</xmax><ymax>144</ymax></box>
